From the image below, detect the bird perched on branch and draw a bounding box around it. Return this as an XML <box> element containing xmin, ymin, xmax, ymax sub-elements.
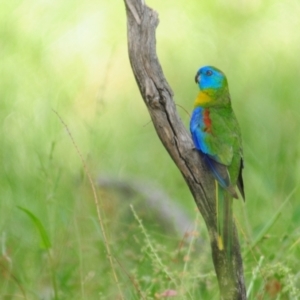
<box><xmin>190</xmin><ymin>66</ymin><xmax>244</xmax><ymax>253</ymax></box>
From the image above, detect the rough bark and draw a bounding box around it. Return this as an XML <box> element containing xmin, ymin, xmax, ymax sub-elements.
<box><xmin>123</xmin><ymin>0</ymin><xmax>246</xmax><ymax>299</ymax></box>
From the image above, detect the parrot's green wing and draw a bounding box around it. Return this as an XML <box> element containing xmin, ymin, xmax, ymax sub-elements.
<box><xmin>204</xmin><ymin>106</ymin><xmax>244</xmax><ymax>198</ymax></box>
<box><xmin>205</xmin><ymin>106</ymin><xmax>241</xmax><ymax>166</ymax></box>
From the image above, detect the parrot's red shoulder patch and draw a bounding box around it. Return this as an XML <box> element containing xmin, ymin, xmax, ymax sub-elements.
<box><xmin>203</xmin><ymin>109</ymin><xmax>212</xmax><ymax>133</ymax></box>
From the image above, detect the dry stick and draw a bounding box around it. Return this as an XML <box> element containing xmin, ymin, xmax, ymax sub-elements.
<box><xmin>115</xmin><ymin>258</ymin><xmax>147</xmax><ymax>300</ymax></box>
<box><xmin>123</xmin><ymin>0</ymin><xmax>246</xmax><ymax>299</ymax></box>
<box><xmin>52</xmin><ymin>110</ymin><xmax>124</xmax><ymax>300</ymax></box>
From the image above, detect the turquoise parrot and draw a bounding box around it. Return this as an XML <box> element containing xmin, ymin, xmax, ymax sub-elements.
<box><xmin>190</xmin><ymin>66</ymin><xmax>244</xmax><ymax>251</ymax></box>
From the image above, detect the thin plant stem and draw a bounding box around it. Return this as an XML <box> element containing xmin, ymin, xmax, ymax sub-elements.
<box><xmin>53</xmin><ymin>109</ymin><xmax>124</xmax><ymax>300</ymax></box>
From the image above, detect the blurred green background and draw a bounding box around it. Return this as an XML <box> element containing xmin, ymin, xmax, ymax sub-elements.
<box><xmin>1</xmin><ymin>0</ymin><xmax>300</xmax><ymax>299</ymax></box>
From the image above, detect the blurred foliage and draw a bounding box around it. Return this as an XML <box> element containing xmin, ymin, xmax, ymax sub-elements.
<box><xmin>1</xmin><ymin>0</ymin><xmax>300</xmax><ymax>298</ymax></box>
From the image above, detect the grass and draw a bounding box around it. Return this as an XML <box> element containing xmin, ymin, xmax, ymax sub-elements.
<box><xmin>1</xmin><ymin>0</ymin><xmax>300</xmax><ymax>299</ymax></box>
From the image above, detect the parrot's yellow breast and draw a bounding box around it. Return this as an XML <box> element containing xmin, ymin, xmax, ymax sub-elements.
<box><xmin>194</xmin><ymin>91</ymin><xmax>213</xmax><ymax>107</ymax></box>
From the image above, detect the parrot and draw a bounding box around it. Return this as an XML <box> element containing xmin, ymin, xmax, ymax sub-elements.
<box><xmin>190</xmin><ymin>65</ymin><xmax>244</xmax><ymax>253</ymax></box>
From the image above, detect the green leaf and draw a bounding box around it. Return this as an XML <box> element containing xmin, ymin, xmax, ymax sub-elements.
<box><xmin>18</xmin><ymin>206</ymin><xmax>51</xmax><ymax>249</ymax></box>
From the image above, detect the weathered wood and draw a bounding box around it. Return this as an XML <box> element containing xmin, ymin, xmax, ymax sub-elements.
<box><xmin>123</xmin><ymin>0</ymin><xmax>246</xmax><ymax>298</ymax></box>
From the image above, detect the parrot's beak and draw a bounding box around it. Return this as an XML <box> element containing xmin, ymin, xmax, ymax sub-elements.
<box><xmin>195</xmin><ymin>72</ymin><xmax>200</xmax><ymax>84</ymax></box>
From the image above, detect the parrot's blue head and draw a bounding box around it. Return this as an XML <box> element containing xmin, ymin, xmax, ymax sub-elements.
<box><xmin>195</xmin><ymin>66</ymin><xmax>227</xmax><ymax>91</ymax></box>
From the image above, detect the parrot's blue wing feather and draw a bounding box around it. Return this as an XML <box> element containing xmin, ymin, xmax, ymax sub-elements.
<box><xmin>190</xmin><ymin>107</ymin><xmax>230</xmax><ymax>189</ymax></box>
<box><xmin>204</xmin><ymin>155</ymin><xmax>230</xmax><ymax>189</ymax></box>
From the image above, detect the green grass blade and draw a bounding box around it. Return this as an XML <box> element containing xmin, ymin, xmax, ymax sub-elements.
<box><xmin>244</xmin><ymin>187</ymin><xmax>298</xmax><ymax>257</ymax></box>
<box><xmin>246</xmin><ymin>256</ymin><xmax>264</xmax><ymax>298</ymax></box>
<box><xmin>17</xmin><ymin>206</ymin><xmax>51</xmax><ymax>249</ymax></box>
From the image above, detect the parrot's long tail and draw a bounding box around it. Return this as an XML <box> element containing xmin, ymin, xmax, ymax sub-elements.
<box><xmin>216</xmin><ymin>181</ymin><xmax>233</xmax><ymax>256</ymax></box>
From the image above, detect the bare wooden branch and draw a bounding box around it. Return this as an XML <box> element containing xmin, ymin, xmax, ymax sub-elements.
<box><xmin>98</xmin><ymin>176</ymin><xmax>201</xmax><ymax>241</ymax></box>
<box><xmin>123</xmin><ymin>0</ymin><xmax>246</xmax><ymax>299</ymax></box>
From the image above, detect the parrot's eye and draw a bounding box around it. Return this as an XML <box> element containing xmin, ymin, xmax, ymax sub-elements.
<box><xmin>206</xmin><ymin>70</ymin><xmax>213</xmax><ymax>76</ymax></box>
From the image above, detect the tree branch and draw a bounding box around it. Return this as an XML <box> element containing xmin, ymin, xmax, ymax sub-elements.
<box><xmin>98</xmin><ymin>176</ymin><xmax>202</xmax><ymax>242</ymax></box>
<box><xmin>123</xmin><ymin>0</ymin><xmax>246</xmax><ymax>298</ymax></box>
